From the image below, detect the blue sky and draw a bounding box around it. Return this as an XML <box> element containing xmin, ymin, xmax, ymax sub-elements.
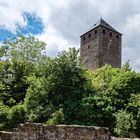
<box><xmin>0</xmin><ymin>28</ymin><xmax>14</xmax><ymax>41</ymax></box>
<box><xmin>0</xmin><ymin>0</ymin><xmax>140</xmax><ymax>71</ymax></box>
<box><xmin>0</xmin><ymin>12</ymin><xmax>44</xmax><ymax>41</ymax></box>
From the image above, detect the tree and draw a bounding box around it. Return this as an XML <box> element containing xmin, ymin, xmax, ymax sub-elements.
<box><xmin>0</xmin><ymin>59</ymin><xmax>34</xmax><ymax>106</ymax></box>
<box><xmin>0</xmin><ymin>35</ymin><xmax>46</xmax><ymax>63</ymax></box>
<box><xmin>24</xmin><ymin>48</ymin><xmax>93</xmax><ymax>124</ymax></box>
<box><xmin>126</xmin><ymin>94</ymin><xmax>140</xmax><ymax>137</ymax></box>
<box><xmin>24</xmin><ymin>75</ymin><xmax>55</xmax><ymax>122</ymax></box>
<box><xmin>44</xmin><ymin>48</ymin><xmax>93</xmax><ymax>124</ymax></box>
<box><xmin>114</xmin><ymin>110</ymin><xmax>136</xmax><ymax>137</ymax></box>
<box><xmin>7</xmin><ymin>104</ymin><xmax>26</xmax><ymax>130</ymax></box>
<box><xmin>0</xmin><ymin>101</ymin><xmax>10</xmax><ymax>130</ymax></box>
<box><xmin>0</xmin><ymin>35</ymin><xmax>46</xmax><ymax>106</ymax></box>
<box><xmin>77</xmin><ymin>95</ymin><xmax>115</xmax><ymax>128</ymax></box>
<box><xmin>1</xmin><ymin>35</ymin><xmax>140</xmax><ymax>138</ymax></box>
<box><xmin>86</xmin><ymin>64</ymin><xmax>140</xmax><ymax>136</ymax></box>
<box><xmin>108</xmin><ymin>70</ymin><xmax>140</xmax><ymax>110</ymax></box>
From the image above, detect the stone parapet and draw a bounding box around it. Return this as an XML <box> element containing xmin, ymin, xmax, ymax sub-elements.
<box><xmin>0</xmin><ymin>131</ymin><xmax>12</xmax><ymax>140</ymax></box>
<box><xmin>0</xmin><ymin>123</ymin><xmax>139</xmax><ymax>140</ymax></box>
<box><xmin>0</xmin><ymin>122</ymin><xmax>111</xmax><ymax>140</ymax></box>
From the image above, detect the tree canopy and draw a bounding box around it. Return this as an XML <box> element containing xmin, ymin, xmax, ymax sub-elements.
<box><xmin>0</xmin><ymin>35</ymin><xmax>140</xmax><ymax>138</ymax></box>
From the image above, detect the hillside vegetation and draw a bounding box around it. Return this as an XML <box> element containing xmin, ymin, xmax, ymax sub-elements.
<box><xmin>0</xmin><ymin>36</ymin><xmax>140</xmax><ymax>138</ymax></box>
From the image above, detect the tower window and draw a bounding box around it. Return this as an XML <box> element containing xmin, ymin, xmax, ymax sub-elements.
<box><xmin>103</xmin><ymin>29</ymin><xmax>106</xmax><ymax>34</ymax></box>
<box><xmin>94</xmin><ymin>30</ymin><xmax>97</xmax><ymax>34</ymax></box>
<box><xmin>110</xmin><ymin>32</ymin><xmax>112</xmax><ymax>37</ymax></box>
<box><xmin>88</xmin><ymin>33</ymin><xmax>91</xmax><ymax>38</ymax></box>
<box><xmin>88</xmin><ymin>45</ymin><xmax>90</xmax><ymax>49</ymax></box>
<box><xmin>83</xmin><ymin>36</ymin><xmax>86</xmax><ymax>41</ymax></box>
<box><xmin>116</xmin><ymin>35</ymin><xmax>119</xmax><ymax>39</ymax></box>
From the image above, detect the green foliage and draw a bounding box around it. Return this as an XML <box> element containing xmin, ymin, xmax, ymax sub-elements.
<box><xmin>47</xmin><ymin>108</ymin><xmax>64</xmax><ymax>125</ymax></box>
<box><xmin>87</xmin><ymin>65</ymin><xmax>120</xmax><ymax>91</ymax></box>
<box><xmin>44</xmin><ymin>48</ymin><xmax>93</xmax><ymax>124</ymax></box>
<box><xmin>24</xmin><ymin>75</ymin><xmax>54</xmax><ymax>122</ymax></box>
<box><xmin>0</xmin><ymin>35</ymin><xmax>46</xmax><ymax>107</ymax></box>
<box><xmin>121</xmin><ymin>60</ymin><xmax>132</xmax><ymax>71</ymax></box>
<box><xmin>106</xmin><ymin>71</ymin><xmax>140</xmax><ymax>111</ymax></box>
<box><xmin>126</xmin><ymin>94</ymin><xmax>140</xmax><ymax>136</ymax></box>
<box><xmin>85</xmin><ymin>64</ymin><xmax>140</xmax><ymax>137</ymax></box>
<box><xmin>0</xmin><ymin>101</ymin><xmax>10</xmax><ymax>130</ymax></box>
<box><xmin>0</xmin><ymin>101</ymin><xmax>26</xmax><ymax>131</ymax></box>
<box><xmin>0</xmin><ymin>59</ymin><xmax>34</xmax><ymax>106</ymax></box>
<box><xmin>114</xmin><ymin>110</ymin><xmax>136</xmax><ymax>137</ymax></box>
<box><xmin>7</xmin><ymin>104</ymin><xmax>26</xmax><ymax>130</ymax></box>
<box><xmin>78</xmin><ymin>95</ymin><xmax>115</xmax><ymax>128</ymax></box>
<box><xmin>0</xmin><ymin>35</ymin><xmax>140</xmax><ymax>138</ymax></box>
<box><xmin>1</xmin><ymin>35</ymin><xmax>46</xmax><ymax>63</ymax></box>
<box><xmin>46</xmin><ymin>48</ymin><xmax>87</xmax><ymax>105</ymax></box>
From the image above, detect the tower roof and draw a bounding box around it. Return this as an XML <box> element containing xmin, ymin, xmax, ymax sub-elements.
<box><xmin>81</xmin><ymin>18</ymin><xmax>122</xmax><ymax>37</ymax></box>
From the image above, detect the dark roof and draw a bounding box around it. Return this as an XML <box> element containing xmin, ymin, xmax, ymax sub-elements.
<box><xmin>81</xmin><ymin>18</ymin><xmax>122</xmax><ymax>37</ymax></box>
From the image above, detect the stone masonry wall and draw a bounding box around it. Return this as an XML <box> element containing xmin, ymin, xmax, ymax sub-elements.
<box><xmin>0</xmin><ymin>122</ymin><xmax>111</xmax><ymax>140</ymax></box>
<box><xmin>0</xmin><ymin>123</ymin><xmax>140</xmax><ymax>140</ymax></box>
<box><xmin>0</xmin><ymin>131</ymin><xmax>12</xmax><ymax>140</ymax></box>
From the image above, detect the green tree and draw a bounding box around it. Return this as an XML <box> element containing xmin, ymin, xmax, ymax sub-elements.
<box><xmin>24</xmin><ymin>48</ymin><xmax>92</xmax><ymax>124</ymax></box>
<box><xmin>0</xmin><ymin>35</ymin><xmax>46</xmax><ymax>106</ymax></box>
<box><xmin>114</xmin><ymin>110</ymin><xmax>136</xmax><ymax>137</ymax></box>
<box><xmin>0</xmin><ymin>101</ymin><xmax>10</xmax><ymax>130</ymax></box>
<box><xmin>47</xmin><ymin>108</ymin><xmax>64</xmax><ymax>125</ymax></box>
<box><xmin>0</xmin><ymin>60</ymin><xmax>34</xmax><ymax>106</ymax></box>
<box><xmin>126</xmin><ymin>94</ymin><xmax>140</xmax><ymax>137</ymax></box>
<box><xmin>86</xmin><ymin>64</ymin><xmax>140</xmax><ymax>136</ymax></box>
<box><xmin>7</xmin><ymin>104</ymin><xmax>26</xmax><ymax>130</ymax></box>
<box><xmin>44</xmin><ymin>48</ymin><xmax>92</xmax><ymax>124</ymax></box>
<box><xmin>1</xmin><ymin>34</ymin><xmax>140</xmax><ymax>138</ymax></box>
<box><xmin>24</xmin><ymin>75</ymin><xmax>55</xmax><ymax>122</ymax></box>
<box><xmin>77</xmin><ymin>95</ymin><xmax>115</xmax><ymax>128</ymax></box>
<box><xmin>108</xmin><ymin>70</ymin><xmax>140</xmax><ymax>110</ymax></box>
<box><xmin>1</xmin><ymin>35</ymin><xmax>46</xmax><ymax>63</ymax></box>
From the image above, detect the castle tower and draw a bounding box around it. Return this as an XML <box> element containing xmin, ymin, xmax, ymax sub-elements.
<box><xmin>80</xmin><ymin>18</ymin><xmax>122</xmax><ymax>69</ymax></box>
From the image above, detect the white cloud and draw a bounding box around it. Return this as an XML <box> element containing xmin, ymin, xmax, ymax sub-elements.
<box><xmin>0</xmin><ymin>0</ymin><xmax>77</xmax><ymax>56</ymax></box>
<box><xmin>0</xmin><ymin>3</ymin><xmax>25</xmax><ymax>32</ymax></box>
<box><xmin>36</xmin><ymin>25</ymin><xmax>74</xmax><ymax>57</ymax></box>
<box><xmin>0</xmin><ymin>0</ymin><xmax>50</xmax><ymax>32</ymax></box>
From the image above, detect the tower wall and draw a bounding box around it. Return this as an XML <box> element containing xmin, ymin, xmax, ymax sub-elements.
<box><xmin>80</xmin><ymin>20</ymin><xmax>122</xmax><ymax>69</ymax></box>
<box><xmin>99</xmin><ymin>27</ymin><xmax>121</xmax><ymax>68</ymax></box>
<box><xmin>80</xmin><ymin>28</ymin><xmax>100</xmax><ymax>69</ymax></box>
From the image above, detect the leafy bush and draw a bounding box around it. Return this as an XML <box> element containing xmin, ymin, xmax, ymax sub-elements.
<box><xmin>0</xmin><ymin>101</ymin><xmax>10</xmax><ymax>130</ymax></box>
<box><xmin>47</xmin><ymin>108</ymin><xmax>64</xmax><ymax>125</ymax></box>
<box><xmin>114</xmin><ymin>110</ymin><xmax>136</xmax><ymax>137</ymax></box>
<box><xmin>7</xmin><ymin>104</ymin><xmax>26</xmax><ymax>129</ymax></box>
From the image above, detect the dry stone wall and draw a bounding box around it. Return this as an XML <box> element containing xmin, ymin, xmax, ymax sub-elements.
<box><xmin>0</xmin><ymin>123</ymin><xmax>139</xmax><ymax>140</ymax></box>
<box><xmin>0</xmin><ymin>122</ymin><xmax>111</xmax><ymax>140</ymax></box>
<box><xmin>111</xmin><ymin>137</ymin><xmax>140</xmax><ymax>140</ymax></box>
<box><xmin>0</xmin><ymin>131</ymin><xmax>12</xmax><ymax>140</ymax></box>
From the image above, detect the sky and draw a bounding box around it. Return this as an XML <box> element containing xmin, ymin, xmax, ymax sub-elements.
<box><xmin>0</xmin><ymin>0</ymin><xmax>140</xmax><ymax>71</ymax></box>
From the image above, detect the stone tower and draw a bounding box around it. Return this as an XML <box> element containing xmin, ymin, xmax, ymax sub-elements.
<box><xmin>80</xmin><ymin>18</ymin><xmax>122</xmax><ymax>69</ymax></box>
